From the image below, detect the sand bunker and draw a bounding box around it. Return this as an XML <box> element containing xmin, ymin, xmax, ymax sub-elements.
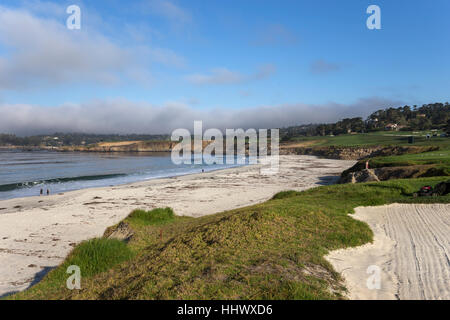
<box><xmin>327</xmin><ymin>203</ymin><xmax>450</xmax><ymax>300</ymax></box>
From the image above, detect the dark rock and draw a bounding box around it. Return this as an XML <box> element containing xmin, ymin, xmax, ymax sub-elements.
<box><xmin>433</xmin><ymin>180</ymin><xmax>450</xmax><ymax>196</ymax></box>
<box><xmin>374</xmin><ymin>165</ymin><xmax>435</xmax><ymax>180</ymax></box>
<box><xmin>103</xmin><ymin>222</ymin><xmax>134</xmax><ymax>242</ymax></box>
<box><xmin>339</xmin><ymin>169</ymin><xmax>380</xmax><ymax>184</ymax></box>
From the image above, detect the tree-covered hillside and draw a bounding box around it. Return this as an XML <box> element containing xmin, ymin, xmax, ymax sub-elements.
<box><xmin>0</xmin><ymin>133</ymin><xmax>170</xmax><ymax>147</ymax></box>
<box><xmin>281</xmin><ymin>102</ymin><xmax>449</xmax><ymax>140</ymax></box>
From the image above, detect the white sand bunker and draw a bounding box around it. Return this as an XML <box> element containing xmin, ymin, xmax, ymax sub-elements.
<box><xmin>327</xmin><ymin>203</ymin><xmax>450</xmax><ymax>300</ymax></box>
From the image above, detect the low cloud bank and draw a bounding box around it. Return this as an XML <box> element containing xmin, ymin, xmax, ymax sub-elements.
<box><xmin>0</xmin><ymin>97</ymin><xmax>402</xmax><ymax>136</ymax></box>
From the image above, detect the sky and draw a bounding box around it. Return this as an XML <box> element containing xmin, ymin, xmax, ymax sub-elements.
<box><xmin>0</xmin><ymin>0</ymin><xmax>449</xmax><ymax>135</ymax></box>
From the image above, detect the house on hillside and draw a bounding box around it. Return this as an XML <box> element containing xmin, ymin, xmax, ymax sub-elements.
<box><xmin>385</xmin><ymin>123</ymin><xmax>399</xmax><ymax>131</ymax></box>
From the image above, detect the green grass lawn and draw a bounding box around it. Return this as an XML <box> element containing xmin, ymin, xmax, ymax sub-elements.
<box><xmin>9</xmin><ymin>177</ymin><xmax>450</xmax><ymax>300</ymax></box>
<box><xmin>343</xmin><ymin>141</ymin><xmax>450</xmax><ymax>177</ymax></box>
<box><xmin>289</xmin><ymin>132</ymin><xmax>449</xmax><ymax>148</ymax></box>
<box><xmin>289</xmin><ymin>132</ymin><xmax>450</xmax><ymax>177</ymax></box>
<box><xmin>370</xmin><ymin>148</ymin><xmax>450</xmax><ymax>167</ymax></box>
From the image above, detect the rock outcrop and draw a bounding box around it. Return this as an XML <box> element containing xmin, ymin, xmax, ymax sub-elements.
<box><xmin>434</xmin><ymin>180</ymin><xmax>450</xmax><ymax>196</ymax></box>
<box><xmin>338</xmin><ymin>169</ymin><xmax>380</xmax><ymax>184</ymax></box>
<box><xmin>280</xmin><ymin>145</ymin><xmax>438</xmax><ymax>160</ymax></box>
<box><xmin>339</xmin><ymin>165</ymin><xmax>448</xmax><ymax>184</ymax></box>
<box><xmin>103</xmin><ymin>222</ymin><xmax>134</xmax><ymax>242</ymax></box>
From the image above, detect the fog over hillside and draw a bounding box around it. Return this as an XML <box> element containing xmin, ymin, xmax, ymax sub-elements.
<box><xmin>0</xmin><ymin>97</ymin><xmax>401</xmax><ymax>135</ymax></box>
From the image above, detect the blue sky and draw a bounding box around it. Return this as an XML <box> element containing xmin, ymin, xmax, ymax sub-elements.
<box><xmin>0</xmin><ymin>0</ymin><xmax>449</xmax><ymax>134</ymax></box>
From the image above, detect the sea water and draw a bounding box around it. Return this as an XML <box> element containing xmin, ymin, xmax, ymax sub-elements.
<box><xmin>0</xmin><ymin>150</ymin><xmax>248</xmax><ymax>200</ymax></box>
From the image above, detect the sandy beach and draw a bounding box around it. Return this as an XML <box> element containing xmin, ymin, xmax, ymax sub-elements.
<box><xmin>0</xmin><ymin>155</ymin><xmax>355</xmax><ymax>297</ymax></box>
<box><xmin>327</xmin><ymin>203</ymin><xmax>450</xmax><ymax>300</ymax></box>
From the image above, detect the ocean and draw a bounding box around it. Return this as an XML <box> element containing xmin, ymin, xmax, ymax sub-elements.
<box><xmin>0</xmin><ymin>150</ymin><xmax>247</xmax><ymax>200</ymax></box>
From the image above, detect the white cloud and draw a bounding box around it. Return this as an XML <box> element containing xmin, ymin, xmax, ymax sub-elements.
<box><xmin>0</xmin><ymin>6</ymin><xmax>185</xmax><ymax>91</ymax></box>
<box><xmin>186</xmin><ymin>68</ymin><xmax>243</xmax><ymax>85</ymax></box>
<box><xmin>310</xmin><ymin>59</ymin><xmax>341</xmax><ymax>75</ymax></box>
<box><xmin>143</xmin><ymin>0</ymin><xmax>191</xmax><ymax>24</ymax></box>
<box><xmin>186</xmin><ymin>64</ymin><xmax>276</xmax><ymax>85</ymax></box>
<box><xmin>253</xmin><ymin>24</ymin><xmax>299</xmax><ymax>46</ymax></box>
<box><xmin>0</xmin><ymin>97</ymin><xmax>402</xmax><ymax>135</ymax></box>
<box><xmin>19</xmin><ymin>0</ymin><xmax>66</xmax><ymax>17</ymax></box>
<box><xmin>146</xmin><ymin>47</ymin><xmax>186</xmax><ymax>68</ymax></box>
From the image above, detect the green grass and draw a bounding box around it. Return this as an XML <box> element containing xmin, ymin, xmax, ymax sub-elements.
<box><xmin>8</xmin><ymin>238</ymin><xmax>134</xmax><ymax>299</ymax></box>
<box><xmin>288</xmin><ymin>132</ymin><xmax>450</xmax><ymax>178</ymax></box>
<box><xmin>289</xmin><ymin>132</ymin><xmax>450</xmax><ymax>148</ymax></box>
<box><xmin>370</xmin><ymin>149</ymin><xmax>450</xmax><ymax>166</ymax></box>
<box><xmin>343</xmin><ymin>147</ymin><xmax>450</xmax><ymax>178</ymax></box>
<box><xmin>65</xmin><ymin>238</ymin><xmax>134</xmax><ymax>277</ymax></box>
<box><xmin>127</xmin><ymin>207</ymin><xmax>175</xmax><ymax>226</ymax></box>
<box><xmin>9</xmin><ymin>176</ymin><xmax>450</xmax><ymax>300</ymax></box>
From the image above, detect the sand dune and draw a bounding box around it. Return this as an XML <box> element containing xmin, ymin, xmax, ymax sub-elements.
<box><xmin>327</xmin><ymin>203</ymin><xmax>450</xmax><ymax>300</ymax></box>
<box><xmin>0</xmin><ymin>155</ymin><xmax>355</xmax><ymax>297</ymax></box>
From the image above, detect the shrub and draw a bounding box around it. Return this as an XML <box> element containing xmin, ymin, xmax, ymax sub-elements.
<box><xmin>127</xmin><ymin>207</ymin><xmax>175</xmax><ymax>226</ymax></box>
<box><xmin>65</xmin><ymin>238</ymin><xmax>134</xmax><ymax>277</ymax></box>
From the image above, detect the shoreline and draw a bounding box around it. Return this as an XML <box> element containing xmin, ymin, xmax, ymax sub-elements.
<box><xmin>0</xmin><ymin>160</ymin><xmax>248</xmax><ymax>203</ymax></box>
<box><xmin>0</xmin><ymin>162</ymin><xmax>253</xmax><ymax>214</ymax></box>
<box><xmin>0</xmin><ymin>155</ymin><xmax>356</xmax><ymax>296</ymax></box>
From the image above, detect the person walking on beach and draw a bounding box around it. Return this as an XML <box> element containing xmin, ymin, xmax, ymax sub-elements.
<box><xmin>47</xmin><ymin>189</ymin><xmax>50</xmax><ymax>196</ymax></box>
<box><xmin>40</xmin><ymin>189</ymin><xmax>43</xmax><ymax>196</ymax></box>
